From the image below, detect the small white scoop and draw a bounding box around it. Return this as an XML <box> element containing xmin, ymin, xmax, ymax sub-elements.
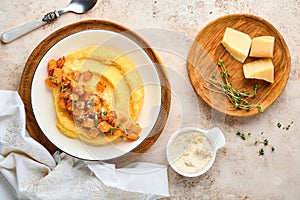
<box><xmin>166</xmin><ymin>127</ymin><xmax>226</xmax><ymax>177</ymax></box>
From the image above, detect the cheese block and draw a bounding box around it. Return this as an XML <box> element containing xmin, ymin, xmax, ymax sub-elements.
<box><xmin>221</xmin><ymin>27</ymin><xmax>252</xmax><ymax>63</ymax></box>
<box><xmin>249</xmin><ymin>36</ymin><xmax>275</xmax><ymax>58</ymax></box>
<box><xmin>243</xmin><ymin>59</ymin><xmax>274</xmax><ymax>83</ymax></box>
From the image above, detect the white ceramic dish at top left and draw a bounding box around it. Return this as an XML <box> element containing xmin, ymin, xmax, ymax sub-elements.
<box><xmin>31</xmin><ymin>29</ymin><xmax>162</xmax><ymax>161</ymax></box>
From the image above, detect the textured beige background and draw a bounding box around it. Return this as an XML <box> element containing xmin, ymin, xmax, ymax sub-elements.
<box><xmin>1</xmin><ymin>0</ymin><xmax>300</xmax><ymax>199</ymax></box>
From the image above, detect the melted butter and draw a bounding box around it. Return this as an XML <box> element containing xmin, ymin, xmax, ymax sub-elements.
<box><xmin>169</xmin><ymin>131</ymin><xmax>213</xmax><ymax>174</ymax></box>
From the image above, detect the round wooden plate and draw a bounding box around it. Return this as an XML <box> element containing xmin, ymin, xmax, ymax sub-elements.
<box><xmin>187</xmin><ymin>14</ymin><xmax>290</xmax><ymax>117</ymax></box>
<box><xmin>19</xmin><ymin>20</ymin><xmax>171</xmax><ymax>167</ymax></box>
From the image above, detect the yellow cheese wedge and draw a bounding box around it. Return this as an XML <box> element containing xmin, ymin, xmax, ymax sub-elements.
<box><xmin>249</xmin><ymin>36</ymin><xmax>275</xmax><ymax>58</ymax></box>
<box><xmin>243</xmin><ymin>59</ymin><xmax>274</xmax><ymax>83</ymax></box>
<box><xmin>221</xmin><ymin>27</ymin><xmax>252</xmax><ymax>63</ymax></box>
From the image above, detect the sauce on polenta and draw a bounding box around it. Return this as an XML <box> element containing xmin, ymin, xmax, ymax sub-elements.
<box><xmin>45</xmin><ymin>46</ymin><xmax>144</xmax><ymax>146</ymax></box>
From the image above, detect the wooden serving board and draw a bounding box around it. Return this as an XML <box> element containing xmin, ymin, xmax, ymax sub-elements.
<box><xmin>19</xmin><ymin>20</ymin><xmax>171</xmax><ymax>167</ymax></box>
<box><xmin>187</xmin><ymin>14</ymin><xmax>290</xmax><ymax>117</ymax></box>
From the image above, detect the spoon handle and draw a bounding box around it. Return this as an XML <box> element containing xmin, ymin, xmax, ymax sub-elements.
<box><xmin>1</xmin><ymin>11</ymin><xmax>58</xmax><ymax>44</ymax></box>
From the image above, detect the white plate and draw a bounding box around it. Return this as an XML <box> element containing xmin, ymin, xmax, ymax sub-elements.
<box><xmin>31</xmin><ymin>29</ymin><xmax>162</xmax><ymax>160</ymax></box>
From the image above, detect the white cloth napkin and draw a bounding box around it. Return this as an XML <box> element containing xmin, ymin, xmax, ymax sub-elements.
<box><xmin>0</xmin><ymin>90</ymin><xmax>169</xmax><ymax>200</ymax></box>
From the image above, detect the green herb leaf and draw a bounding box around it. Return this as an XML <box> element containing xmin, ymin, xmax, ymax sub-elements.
<box><xmin>259</xmin><ymin>149</ymin><xmax>264</xmax><ymax>156</ymax></box>
<box><xmin>253</xmin><ymin>84</ymin><xmax>258</xmax><ymax>92</ymax></box>
<box><xmin>48</xmin><ymin>75</ymin><xmax>58</xmax><ymax>83</ymax></box>
<box><xmin>217</xmin><ymin>59</ymin><xmax>223</xmax><ymax>66</ymax></box>
<box><xmin>99</xmin><ymin>110</ymin><xmax>108</xmax><ymax>115</ymax></box>
<box><xmin>277</xmin><ymin>122</ymin><xmax>282</xmax><ymax>128</ymax></box>
<box><xmin>110</xmin><ymin>126</ymin><xmax>115</xmax><ymax>135</ymax></box>
<box><xmin>257</xmin><ymin>104</ymin><xmax>264</xmax><ymax>113</ymax></box>
<box><xmin>236</xmin><ymin>131</ymin><xmax>246</xmax><ymax>140</ymax></box>
<box><xmin>116</xmin><ymin>123</ymin><xmax>122</xmax><ymax>128</ymax></box>
<box><xmin>271</xmin><ymin>146</ymin><xmax>275</xmax><ymax>152</ymax></box>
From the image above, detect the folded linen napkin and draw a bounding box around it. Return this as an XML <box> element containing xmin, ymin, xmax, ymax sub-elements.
<box><xmin>0</xmin><ymin>90</ymin><xmax>169</xmax><ymax>200</ymax></box>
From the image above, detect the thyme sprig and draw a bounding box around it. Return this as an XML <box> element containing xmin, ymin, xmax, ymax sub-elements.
<box><xmin>277</xmin><ymin>121</ymin><xmax>293</xmax><ymax>130</ymax></box>
<box><xmin>206</xmin><ymin>59</ymin><xmax>263</xmax><ymax>112</ymax></box>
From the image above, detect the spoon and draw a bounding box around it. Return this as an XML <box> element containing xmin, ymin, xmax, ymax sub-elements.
<box><xmin>1</xmin><ymin>0</ymin><xmax>97</xmax><ymax>44</ymax></box>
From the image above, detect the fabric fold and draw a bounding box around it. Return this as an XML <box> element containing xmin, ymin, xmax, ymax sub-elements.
<box><xmin>87</xmin><ymin>161</ymin><xmax>169</xmax><ymax>197</ymax></box>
